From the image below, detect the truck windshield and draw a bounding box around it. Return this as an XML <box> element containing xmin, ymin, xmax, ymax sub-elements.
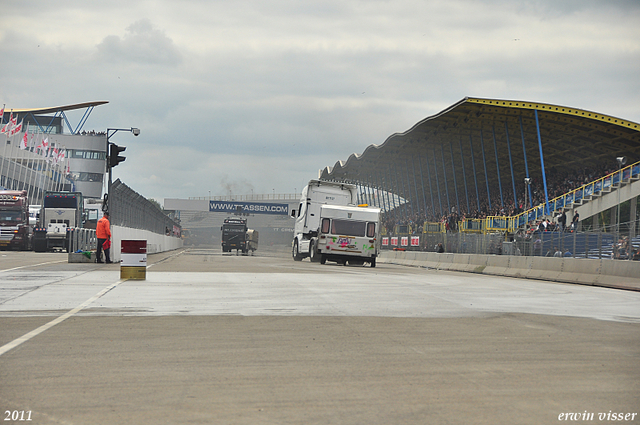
<box><xmin>44</xmin><ymin>197</ymin><xmax>77</xmax><ymax>209</ymax></box>
<box><xmin>0</xmin><ymin>211</ymin><xmax>22</xmax><ymax>222</ymax></box>
<box><xmin>223</xmin><ymin>226</ymin><xmax>245</xmax><ymax>233</ymax></box>
<box><xmin>331</xmin><ymin>220</ymin><xmax>366</xmax><ymax>237</ymax></box>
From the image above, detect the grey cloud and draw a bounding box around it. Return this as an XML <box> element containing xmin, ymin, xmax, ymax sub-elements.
<box><xmin>96</xmin><ymin>19</ymin><xmax>183</xmax><ymax>65</ymax></box>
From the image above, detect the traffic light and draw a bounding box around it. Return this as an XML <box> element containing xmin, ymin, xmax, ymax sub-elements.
<box><xmin>109</xmin><ymin>143</ymin><xmax>126</xmax><ymax>168</ymax></box>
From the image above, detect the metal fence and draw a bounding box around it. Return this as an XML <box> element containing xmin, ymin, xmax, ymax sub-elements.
<box><xmin>110</xmin><ymin>179</ymin><xmax>181</xmax><ymax>236</ymax></box>
<box><xmin>68</xmin><ymin>228</ymin><xmax>97</xmax><ymax>252</ymax></box>
<box><xmin>382</xmin><ymin>228</ymin><xmax>640</xmax><ymax>260</ymax></box>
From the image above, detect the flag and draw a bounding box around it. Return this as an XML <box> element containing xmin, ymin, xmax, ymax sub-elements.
<box><xmin>57</xmin><ymin>147</ymin><xmax>66</xmax><ymax>163</ymax></box>
<box><xmin>9</xmin><ymin>119</ymin><xmax>23</xmax><ymax>136</ymax></box>
<box><xmin>0</xmin><ymin>113</ymin><xmax>14</xmax><ymax>134</ymax></box>
<box><xmin>0</xmin><ymin>107</ymin><xmax>4</xmax><ymax>124</ymax></box>
<box><xmin>20</xmin><ymin>132</ymin><xmax>28</xmax><ymax>150</ymax></box>
<box><xmin>51</xmin><ymin>147</ymin><xmax>59</xmax><ymax>164</ymax></box>
<box><xmin>37</xmin><ymin>136</ymin><xmax>50</xmax><ymax>157</ymax></box>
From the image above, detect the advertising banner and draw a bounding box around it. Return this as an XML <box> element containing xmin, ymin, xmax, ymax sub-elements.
<box><xmin>382</xmin><ymin>237</ymin><xmax>389</xmax><ymax>246</ymax></box>
<box><xmin>411</xmin><ymin>236</ymin><xmax>420</xmax><ymax>247</ymax></box>
<box><xmin>209</xmin><ymin>200</ymin><xmax>289</xmax><ymax>215</ymax></box>
<box><xmin>401</xmin><ymin>236</ymin><xmax>408</xmax><ymax>247</ymax></box>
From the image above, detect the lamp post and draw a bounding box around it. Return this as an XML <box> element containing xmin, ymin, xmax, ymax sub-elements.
<box><xmin>105</xmin><ymin>127</ymin><xmax>140</xmax><ymax>216</ymax></box>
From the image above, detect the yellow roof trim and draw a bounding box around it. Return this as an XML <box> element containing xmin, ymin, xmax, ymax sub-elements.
<box><xmin>6</xmin><ymin>101</ymin><xmax>109</xmax><ymax>115</ymax></box>
<box><xmin>466</xmin><ymin>97</ymin><xmax>640</xmax><ymax>131</ymax></box>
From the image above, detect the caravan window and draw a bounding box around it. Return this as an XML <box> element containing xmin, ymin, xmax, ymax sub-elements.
<box><xmin>366</xmin><ymin>222</ymin><xmax>376</xmax><ymax>238</ymax></box>
<box><xmin>331</xmin><ymin>220</ymin><xmax>366</xmax><ymax>237</ymax></box>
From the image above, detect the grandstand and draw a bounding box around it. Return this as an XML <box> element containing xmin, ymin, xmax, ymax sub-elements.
<box><xmin>319</xmin><ymin>97</ymin><xmax>640</xmax><ymax>259</ymax></box>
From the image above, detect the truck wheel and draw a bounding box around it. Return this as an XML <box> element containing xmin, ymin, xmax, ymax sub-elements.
<box><xmin>292</xmin><ymin>240</ymin><xmax>303</xmax><ymax>261</ymax></box>
<box><xmin>310</xmin><ymin>240</ymin><xmax>320</xmax><ymax>263</ymax></box>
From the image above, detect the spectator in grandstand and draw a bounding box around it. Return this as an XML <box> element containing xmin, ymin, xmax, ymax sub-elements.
<box><xmin>557</xmin><ymin>211</ymin><xmax>567</xmax><ymax>232</ymax></box>
<box><xmin>570</xmin><ymin>212</ymin><xmax>579</xmax><ymax>231</ymax></box>
<box><xmin>533</xmin><ymin>237</ymin><xmax>542</xmax><ymax>256</ymax></box>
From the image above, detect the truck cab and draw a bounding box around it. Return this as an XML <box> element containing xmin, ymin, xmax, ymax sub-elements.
<box><xmin>221</xmin><ymin>218</ymin><xmax>248</xmax><ymax>254</ymax></box>
<box><xmin>32</xmin><ymin>191</ymin><xmax>84</xmax><ymax>252</ymax></box>
<box><xmin>0</xmin><ymin>190</ymin><xmax>30</xmax><ymax>251</ymax></box>
<box><xmin>291</xmin><ymin>180</ymin><xmax>358</xmax><ymax>261</ymax></box>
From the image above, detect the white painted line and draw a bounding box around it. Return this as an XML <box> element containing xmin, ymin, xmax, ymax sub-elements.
<box><xmin>0</xmin><ymin>259</ymin><xmax>67</xmax><ymax>273</ymax></box>
<box><xmin>0</xmin><ymin>279</ymin><xmax>127</xmax><ymax>357</ymax></box>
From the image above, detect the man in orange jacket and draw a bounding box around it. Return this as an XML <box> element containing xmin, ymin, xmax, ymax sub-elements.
<box><xmin>96</xmin><ymin>212</ymin><xmax>112</xmax><ymax>263</ymax></box>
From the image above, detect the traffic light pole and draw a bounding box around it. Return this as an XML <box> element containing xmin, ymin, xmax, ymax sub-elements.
<box><xmin>105</xmin><ymin>127</ymin><xmax>140</xmax><ymax>217</ymax></box>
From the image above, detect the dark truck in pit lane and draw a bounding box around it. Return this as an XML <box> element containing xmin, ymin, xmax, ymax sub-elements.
<box><xmin>220</xmin><ymin>217</ymin><xmax>258</xmax><ymax>254</ymax></box>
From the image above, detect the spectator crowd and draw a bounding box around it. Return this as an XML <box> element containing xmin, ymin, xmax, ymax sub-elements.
<box><xmin>381</xmin><ymin>161</ymin><xmax>621</xmax><ymax>234</ymax></box>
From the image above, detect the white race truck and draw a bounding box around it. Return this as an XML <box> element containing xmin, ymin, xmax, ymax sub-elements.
<box><xmin>291</xmin><ymin>180</ymin><xmax>380</xmax><ymax>266</ymax></box>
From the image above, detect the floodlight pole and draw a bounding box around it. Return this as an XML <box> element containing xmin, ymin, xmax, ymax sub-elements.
<box><xmin>524</xmin><ymin>177</ymin><xmax>531</xmax><ymax>229</ymax></box>
<box><xmin>615</xmin><ymin>156</ymin><xmax>626</xmax><ymax>258</ymax></box>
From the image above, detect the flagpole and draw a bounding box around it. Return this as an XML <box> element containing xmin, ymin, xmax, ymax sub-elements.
<box><xmin>0</xmin><ymin>111</ymin><xmax>10</xmax><ymax>186</ymax></box>
<box><xmin>16</xmin><ymin>127</ymin><xmax>27</xmax><ymax>191</ymax></box>
<box><xmin>26</xmin><ymin>134</ymin><xmax>38</xmax><ymax>202</ymax></box>
<box><xmin>6</xmin><ymin>127</ymin><xmax>17</xmax><ymax>189</ymax></box>
<box><xmin>54</xmin><ymin>143</ymin><xmax>62</xmax><ymax>192</ymax></box>
<box><xmin>50</xmin><ymin>141</ymin><xmax>57</xmax><ymax>192</ymax></box>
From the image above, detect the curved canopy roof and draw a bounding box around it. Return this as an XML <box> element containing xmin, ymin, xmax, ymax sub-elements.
<box><xmin>322</xmin><ymin>97</ymin><xmax>639</xmax><ymax>179</ymax></box>
<box><xmin>320</xmin><ymin>97</ymin><xmax>640</xmax><ymax>215</ymax></box>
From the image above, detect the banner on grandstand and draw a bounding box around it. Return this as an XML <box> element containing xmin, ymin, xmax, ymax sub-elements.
<box><xmin>209</xmin><ymin>200</ymin><xmax>289</xmax><ymax>216</ymax></box>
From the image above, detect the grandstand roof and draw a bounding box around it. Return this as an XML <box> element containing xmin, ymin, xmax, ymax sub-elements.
<box><xmin>6</xmin><ymin>101</ymin><xmax>109</xmax><ymax>115</ymax></box>
<box><xmin>319</xmin><ymin>97</ymin><xmax>640</xmax><ymax>212</ymax></box>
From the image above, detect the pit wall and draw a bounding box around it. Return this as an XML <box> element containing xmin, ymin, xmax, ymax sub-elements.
<box><xmin>378</xmin><ymin>251</ymin><xmax>640</xmax><ymax>292</ymax></box>
<box><xmin>111</xmin><ymin>225</ymin><xmax>183</xmax><ymax>262</ymax></box>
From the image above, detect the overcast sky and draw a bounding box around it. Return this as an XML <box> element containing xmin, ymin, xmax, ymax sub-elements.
<box><xmin>1</xmin><ymin>0</ymin><xmax>638</xmax><ymax>204</ymax></box>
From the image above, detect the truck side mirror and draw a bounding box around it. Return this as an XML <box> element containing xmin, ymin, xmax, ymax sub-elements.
<box><xmin>291</xmin><ymin>209</ymin><xmax>296</xmax><ymax>217</ymax></box>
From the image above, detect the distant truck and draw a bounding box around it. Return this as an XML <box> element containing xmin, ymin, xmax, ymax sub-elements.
<box><xmin>0</xmin><ymin>190</ymin><xmax>31</xmax><ymax>251</ymax></box>
<box><xmin>291</xmin><ymin>179</ymin><xmax>360</xmax><ymax>262</ymax></box>
<box><xmin>315</xmin><ymin>204</ymin><xmax>381</xmax><ymax>267</ymax></box>
<box><xmin>221</xmin><ymin>218</ymin><xmax>258</xmax><ymax>254</ymax></box>
<box><xmin>32</xmin><ymin>191</ymin><xmax>84</xmax><ymax>252</ymax></box>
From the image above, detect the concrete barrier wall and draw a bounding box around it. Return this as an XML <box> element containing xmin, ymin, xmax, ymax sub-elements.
<box><xmin>111</xmin><ymin>225</ymin><xmax>183</xmax><ymax>262</ymax></box>
<box><xmin>379</xmin><ymin>251</ymin><xmax>640</xmax><ymax>292</ymax></box>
